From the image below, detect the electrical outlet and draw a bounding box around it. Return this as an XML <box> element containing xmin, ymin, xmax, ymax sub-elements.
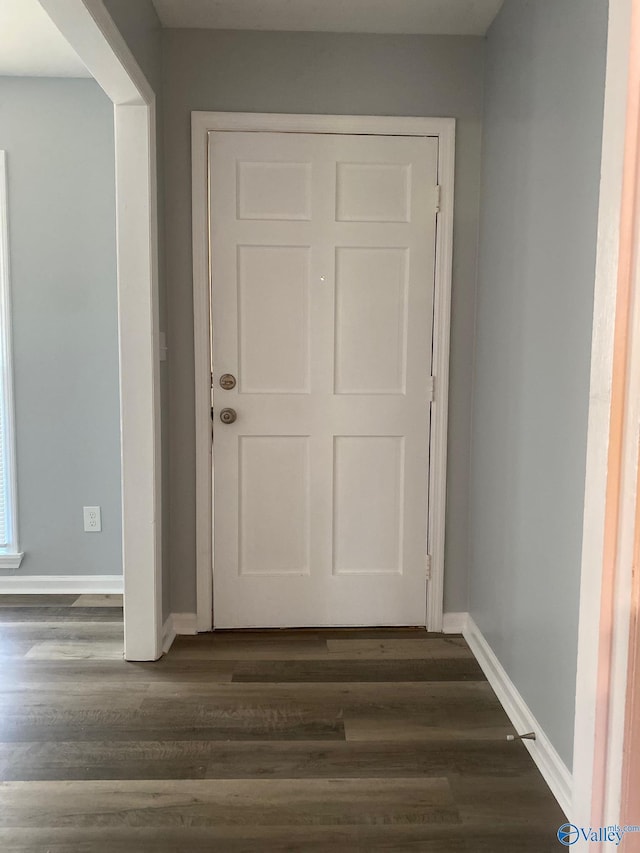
<box><xmin>83</xmin><ymin>506</ymin><xmax>102</xmax><ymax>532</ymax></box>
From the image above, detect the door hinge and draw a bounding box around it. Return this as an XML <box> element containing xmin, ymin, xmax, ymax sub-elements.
<box><xmin>435</xmin><ymin>185</ymin><xmax>442</xmax><ymax>213</ymax></box>
<box><xmin>428</xmin><ymin>375</ymin><xmax>435</xmax><ymax>403</ymax></box>
<box><xmin>426</xmin><ymin>554</ymin><xmax>432</xmax><ymax>581</ymax></box>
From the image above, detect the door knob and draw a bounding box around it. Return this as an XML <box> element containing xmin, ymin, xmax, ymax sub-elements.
<box><xmin>220</xmin><ymin>408</ymin><xmax>237</xmax><ymax>424</ymax></box>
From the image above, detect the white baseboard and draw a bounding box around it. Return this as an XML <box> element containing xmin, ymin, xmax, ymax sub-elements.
<box><xmin>463</xmin><ymin>615</ymin><xmax>572</xmax><ymax>817</ymax></box>
<box><xmin>162</xmin><ymin>612</ymin><xmax>198</xmax><ymax>654</ymax></box>
<box><xmin>0</xmin><ymin>575</ymin><xmax>123</xmax><ymax>594</ymax></box>
<box><xmin>173</xmin><ymin>612</ymin><xmax>198</xmax><ymax>635</ymax></box>
<box><xmin>442</xmin><ymin>611</ymin><xmax>469</xmax><ymax>633</ymax></box>
<box><xmin>161</xmin><ymin>614</ymin><xmax>177</xmax><ymax>654</ymax></box>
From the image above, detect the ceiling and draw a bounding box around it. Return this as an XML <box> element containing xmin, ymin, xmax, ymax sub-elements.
<box><xmin>151</xmin><ymin>0</ymin><xmax>505</xmax><ymax>36</ymax></box>
<box><xmin>0</xmin><ymin>0</ymin><xmax>89</xmax><ymax>77</ymax></box>
<box><xmin>0</xmin><ymin>0</ymin><xmax>503</xmax><ymax>78</ymax></box>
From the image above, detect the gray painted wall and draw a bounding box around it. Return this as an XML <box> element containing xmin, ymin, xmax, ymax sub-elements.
<box><xmin>468</xmin><ymin>0</ymin><xmax>608</xmax><ymax>767</ymax></box>
<box><xmin>102</xmin><ymin>0</ymin><xmax>163</xmax><ymax>94</ymax></box>
<box><xmin>162</xmin><ymin>29</ymin><xmax>485</xmax><ymax>615</ymax></box>
<box><xmin>0</xmin><ymin>77</ymin><xmax>121</xmax><ymax>576</ymax></box>
<box><xmin>102</xmin><ymin>0</ymin><xmax>172</xmax><ymax>619</ymax></box>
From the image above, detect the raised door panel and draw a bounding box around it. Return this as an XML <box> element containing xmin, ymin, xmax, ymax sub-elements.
<box><xmin>336</xmin><ymin>162</ymin><xmax>411</xmax><ymax>223</ymax></box>
<box><xmin>334</xmin><ymin>247</ymin><xmax>409</xmax><ymax>395</ymax></box>
<box><xmin>333</xmin><ymin>436</ymin><xmax>405</xmax><ymax>575</ymax></box>
<box><xmin>237</xmin><ymin>245</ymin><xmax>311</xmax><ymax>394</ymax></box>
<box><xmin>237</xmin><ymin>160</ymin><xmax>312</xmax><ymax>221</ymax></box>
<box><xmin>239</xmin><ymin>436</ymin><xmax>310</xmax><ymax>575</ymax></box>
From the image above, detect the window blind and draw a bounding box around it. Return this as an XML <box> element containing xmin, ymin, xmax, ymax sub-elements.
<box><xmin>0</xmin><ymin>361</ymin><xmax>9</xmax><ymax>548</ymax></box>
<box><xmin>0</xmin><ymin>150</ymin><xmax>18</xmax><ymax>554</ymax></box>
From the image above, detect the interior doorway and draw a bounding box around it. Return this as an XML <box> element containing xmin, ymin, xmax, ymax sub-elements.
<box><xmin>38</xmin><ymin>0</ymin><xmax>163</xmax><ymax>660</ymax></box>
<box><xmin>192</xmin><ymin>113</ymin><xmax>455</xmax><ymax>632</ymax></box>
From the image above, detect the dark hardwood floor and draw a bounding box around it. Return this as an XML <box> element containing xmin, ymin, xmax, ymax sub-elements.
<box><xmin>0</xmin><ymin>595</ymin><xmax>566</xmax><ymax>852</ymax></box>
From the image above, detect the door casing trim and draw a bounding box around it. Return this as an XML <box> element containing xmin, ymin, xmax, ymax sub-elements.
<box><xmin>191</xmin><ymin>112</ymin><xmax>455</xmax><ymax>632</ymax></box>
<box><xmin>38</xmin><ymin>0</ymin><xmax>162</xmax><ymax>661</ymax></box>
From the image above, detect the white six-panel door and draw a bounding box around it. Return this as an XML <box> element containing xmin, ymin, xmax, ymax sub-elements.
<box><xmin>209</xmin><ymin>131</ymin><xmax>438</xmax><ymax>628</ymax></box>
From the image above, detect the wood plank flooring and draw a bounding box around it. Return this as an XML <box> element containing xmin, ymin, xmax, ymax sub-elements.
<box><xmin>0</xmin><ymin>595</ymin><xmax>566</xmax><ymax>852</ymax></box>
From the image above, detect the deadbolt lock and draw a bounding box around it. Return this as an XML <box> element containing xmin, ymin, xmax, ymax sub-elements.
<box><xmin>220</xmin><ymin>373</ymin><xmax>237</xmax><ymax>390</ymax></box>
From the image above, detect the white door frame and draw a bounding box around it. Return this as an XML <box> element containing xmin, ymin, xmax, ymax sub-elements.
<box><xmin>192</xmin><ymin>112</ymin><xmax>455</xmax><ymax>633</ymax></box>
<box><xmin>38</xmin><ymin>0</ymin><xmax>163</xmax><ymax>660</ymax></box>
<box><xmin>572</xmin><ymin>0</ymin><xmax>638</xmax><ymax>837</ymax></box>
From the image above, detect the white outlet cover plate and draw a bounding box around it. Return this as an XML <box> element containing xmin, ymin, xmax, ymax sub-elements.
<box><xmin>83</xmin><ymin>506</ymin><xmax>102</xmax><ymax>532</ymax></box>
